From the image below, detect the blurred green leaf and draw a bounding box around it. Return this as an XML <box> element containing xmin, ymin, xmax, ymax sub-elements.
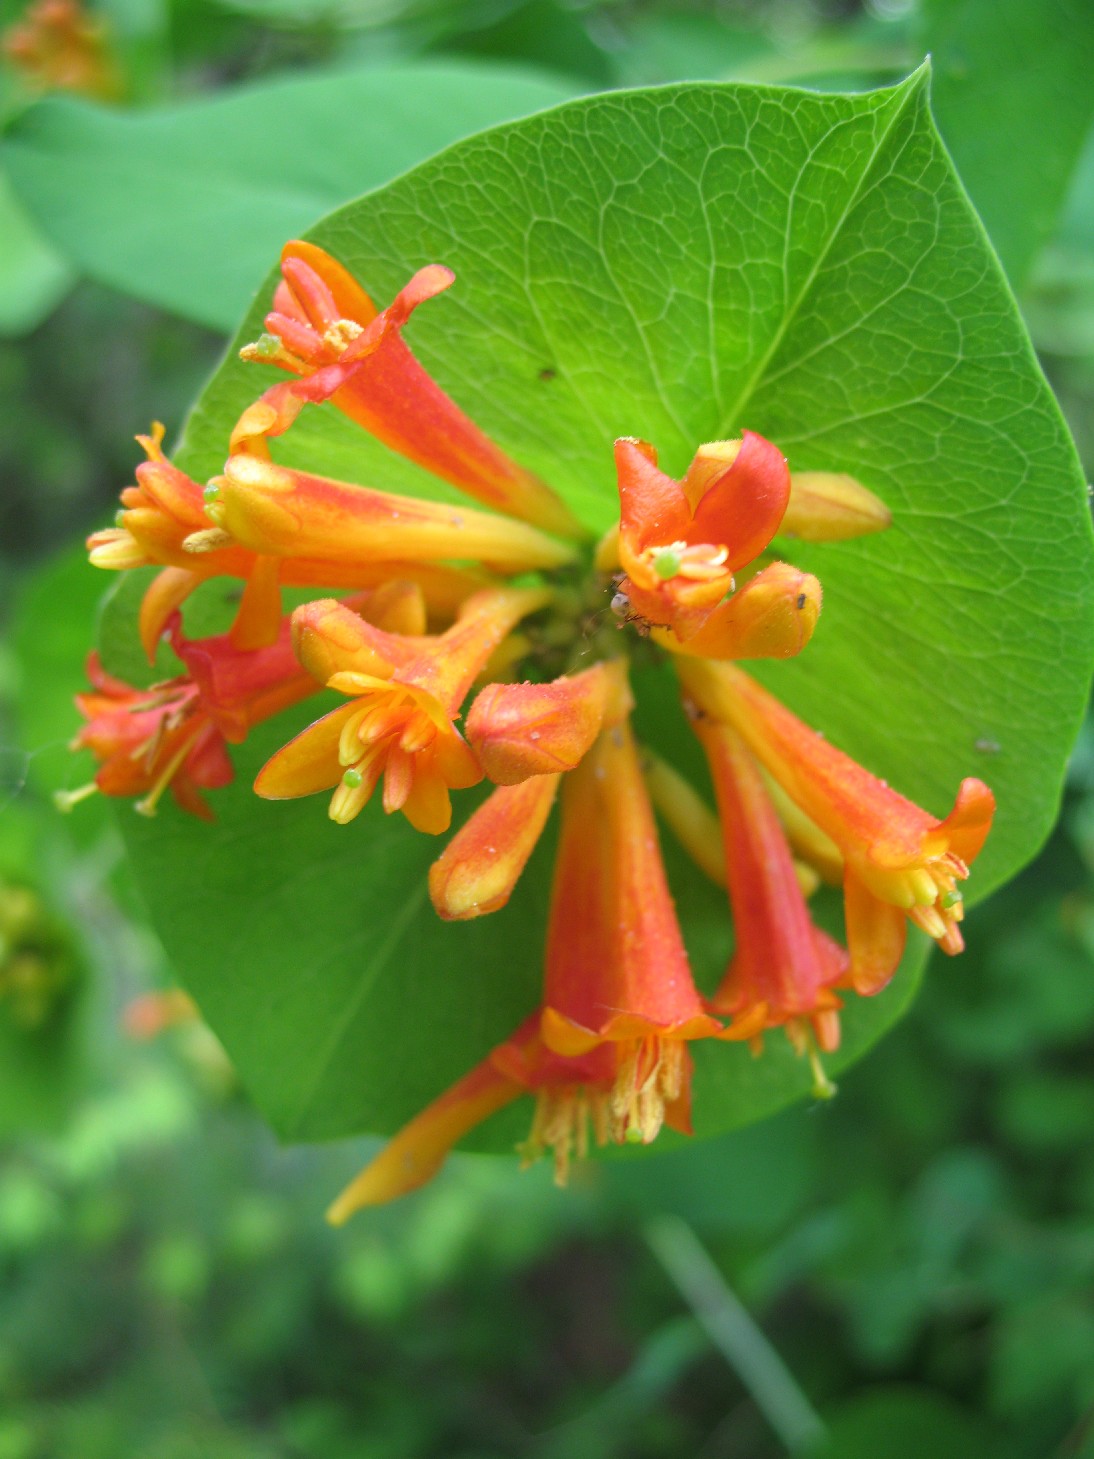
<box><xmin>1</xmin><ymin>60</ymin><xmax>577</xmax><ymax>329</ymax></box>
<box><xmin>531</xmin><ymin>1316</ymin><xmax>706</xmax><ymax>1459</ymax></box>
<box><xmin>431</xmin><ymin>0</ymin><xmax>613</xmax><ymax>87</ymax></box>
<box><xmin>992</xmin><ymin>1295</ymin><xmax>1094</xmax><ymax>1416</ymax></box>
<box><xmin>819</xmin><ymin>1385</ymin><xmax>1002</xmax><ymax>1459</ymax></box>
<box><xmin>1057</xmin><ymin>122</ymin><xmax>1094</xmax><ymax>257</ymax></box>
<box><xmin>920</xmin><ymin>0</ymin><xmax>1094</xmax><ymax>286</ymax></box>
<box><xmin>12</xmin><ymin>545</ymin><xmax>120</xmax><ymax>803</ymax></box>
<box><xmin>0</xmin><ymin>892</ymin><xmax>86</xmax><ymax>1136</ymax></box>
<box><xmin>0</xmin><ymin>171</ymin><xmax>72</xmax><ymax>338</ymax></box>
<box><xmin>98</xmin><ymin>71</ymin><xmax>1093</xmax><ymax>1152</ymax></box>
<box><xmin>936</xmin><ymin>903</ymin><xmax>1094</xmax><ymax>1064</ymax></box>
<box><xmin>607</xmin><ymin>11</ymin><xmax>774</xmax><ymax>87</ymax></box>
<box><xmin>998</xmin><ymin>1071</ymin><xmax>1094</xmax><ymax>1151</ymax></box>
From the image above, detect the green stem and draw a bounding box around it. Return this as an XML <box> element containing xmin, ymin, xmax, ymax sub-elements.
<box><xmin>645</xmin><ymin>1214</ymin><xmax>826</xmax><ymax>1456</ymax></box>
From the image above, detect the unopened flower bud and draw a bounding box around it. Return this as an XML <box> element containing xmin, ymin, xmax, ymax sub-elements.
<box><xmin>781</xmin><ymin>472</ymin><xmax>891</xmax><ymax>542</ymax></box>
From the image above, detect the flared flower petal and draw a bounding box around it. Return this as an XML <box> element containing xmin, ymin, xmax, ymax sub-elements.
<box><xmin>171</xmin><ymin>583</ymin><xmax>421</xmax><ymax>745</ymax></box>
<box><xmin>253</xmin><ymin>699</ymin><xmax>361</xmax><ymax>800</ymax></box>
<box><xmin>240</xmin><ymin>242</ymin><xmax>584</xmax><ymax>538</ymax></box>
<box><xmin>167</xmin><ymin>615</ymin><xmax>316</xmax><ymax>746</ymax></box>
<box><xmin>611</xmin><ymin>431</ymin><xmax>790</xmax><ymax>639</ymax></box>
<box><xmin>256</xmin><ymin>585</ymin><xmax>550</xmax><ymax>832</ymax></box>
<box><xmin>87</xmin><ymin>425</ymin><xmax>254</xmax><ymax>603</ymax></box>
<box><xmin>69</xmin><ymin>653</ymin><xmax>228</xmax><ymax>821</ymax></box>
<box><xmin>678</xmin><ymin>658</ymin><xmax>995</xmax><ymax>991</ymax></box>
<box><xmin>68</xmin><ymin>588</ymin><xmax>418</xmax><ymax>820</ymax></box>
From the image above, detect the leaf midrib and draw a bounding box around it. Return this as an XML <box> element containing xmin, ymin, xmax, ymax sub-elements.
<box><xmin>714</xmin><ymin>74</ymin><xmax>922</xmax><ymax>437</ymax></box>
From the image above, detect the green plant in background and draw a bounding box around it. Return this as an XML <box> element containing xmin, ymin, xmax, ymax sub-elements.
<box><xmin>3</xmin><ymin>1</ymin><xmax>1094</xmax><ymax>1455</ymax></box>
<box><xmin>0</xmin><ymin>880</ymin><xmax>75</xmax><ymax>1029</ymax></box>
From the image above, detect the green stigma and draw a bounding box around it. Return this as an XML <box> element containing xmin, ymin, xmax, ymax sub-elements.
<box><xmin>652</xmin><ymin>548</ymin><xmax>682</xmax><ymax>580</ymax></box>
<box><xmin>203</xmin><ymin>482</ymin><xmax>221</xmax><ymax>502</ymax></box>
<box><xmin>250</xmin><ymin>332</ymin><xmax>283</xmax><ymax>360</ymax></box>
<box><xmin>624</xmin><ymin>1125</ymin><xmax>645</xmax><ymax>1145</ymax></box>
<box><xmin>941</xmin><ymin>889</ymin><xmax>963</xmax><ymax>910</ymax></box>
<box><xmin>342</xmin><ymin>768</ymin><xmax>364</xmax><ymax>788</ymax></box>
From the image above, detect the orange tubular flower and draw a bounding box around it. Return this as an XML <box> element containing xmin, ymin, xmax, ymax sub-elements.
<box><xmin>327</xmin><ymin>1013</ymin><xmax>632</xmax><ymax>1220</ymax></box>
<box><xmin>255</xmin><ymin>585</ymin><xmax>552</xmax><ymax>834</ymax></box>
<box><xmin>429</xmin><ymin>659</ymin><xmax>631</xmax><ymax>919</ymax></box>
<box><xmin>87</xmin><ymin>423</ymin><xmax>255</xmax><ymax>656</ymax></box>
<box><xmin>609</xmin><ymin>431</ymin><xmax>790</xmax><ymax>639</ymax></box>
<box><xmin>240</xmin><ymin>241</ymin><xmax>584</xmax><ymax>539</ymax></box>
<box><xmin>205</xmin><ymin>442</ymin><xmax>573</xmax><ymax>579</ymax></box>
<box><xmin>678</xmin><ymin>659</ymin><xmax>995</xmax><ymax>994</ymax></box>
<box><xmin>66</xmin><ymin>621</ymin><xmax>314</xmax><ymax>820</ymax></box>
<box><xmin>88</xmin><ymin>423</ymin><xmax>491</xmax><ymax>657</ymax></box>
<box><xmin>3</xmin><ymin>0</ymin><xmax>118</xmax><ymax>99</ymax></box>
<box><xmin>68</xmin><ymin>652</ymin><xmax>234</xmax><ymax>821</ymax></box>
<box><xmin>694</xmin><ymin>717</ymin><xmax>847</xmax><ymax>1088</ymax></box>
<box><xmin>65</xmin><ymin>586</ymin><xmax>418</xmax><ymax>819</ymax></box>
<box><xmin>539</xmin><ymin>714</ymin><xmax>725</xmax><ymax>1145</ymax></box>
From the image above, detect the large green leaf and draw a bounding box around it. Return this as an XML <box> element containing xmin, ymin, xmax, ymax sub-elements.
<box><xmin>0</xmin><ymin>60</ymin><xmax>577</xmax><ymax>330</ymax></box>
<box><xmin>101</xmin><ymin>70</ymin><xmax>1093</xmax><ymax>1153</ymax></box>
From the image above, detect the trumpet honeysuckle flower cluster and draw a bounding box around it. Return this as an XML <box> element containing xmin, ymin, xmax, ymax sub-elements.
<box><xmin>71</xmin><ymin>240</ymin><xmax>996</xmax><ymax>1221</ymax></box>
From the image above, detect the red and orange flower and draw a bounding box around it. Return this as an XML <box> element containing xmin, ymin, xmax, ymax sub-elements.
<box><xmin>73</xmin><ymin>239</ymin><xmax>995</xmax><ymax>1216</ymax></box>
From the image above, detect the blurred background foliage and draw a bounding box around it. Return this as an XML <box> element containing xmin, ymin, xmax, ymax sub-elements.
<box><xmin>2</xmin><ymin>0</ymin><xmax>1094</xmax><ymax>1454</ymax></box>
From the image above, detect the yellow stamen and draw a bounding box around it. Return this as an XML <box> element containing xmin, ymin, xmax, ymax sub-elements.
<box><xmin>322</xmin><ymin>318</ymin><xmax>364</xmax><ymax>352</ymax></box>
<box><xmin>907</xmin><ymin>868</ymin><xmax>940</xmax><ymax>905</ymax></box>
<box><xmin>786</xmin><ymin>1020</ymin><xmax>838</xmax><ymax>1100</ymax></box>
<box><xmin>608</xmin><ymin>1036</ymin><xmax>682</xmax><ymax>1145</ymax></box>
<box><xmin>519</xmin><ymin>1086</ymin><xmax>611</xmax><ymax>1186</ymax></box>
<box><xmin>134</xmin><ymin>726</ymin><xmax>203</xmax><ymax>817</ymax></box>
<box><xmin>182</xmin><ymin>527</ymin><xmax>235</xmax><ymax>554</ymax></box>
<box><xmin>806</xmin><ymin>1038</ymin><xmax>838</xmax><ymax>1101</ymax></box>
<box><xmin>53</xmin><ymin>783</ymin><xmax>99</xmax><ymax>812</ymax></box>
<box><xmin>88</xmin><ymin>530</ymin><xmax>149</xmax><ymax>569</ymax></box>
<box><xmin>909</xmin><ymin>903</ymin><xmax>948</xmax><ymax>940</ymax></box>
